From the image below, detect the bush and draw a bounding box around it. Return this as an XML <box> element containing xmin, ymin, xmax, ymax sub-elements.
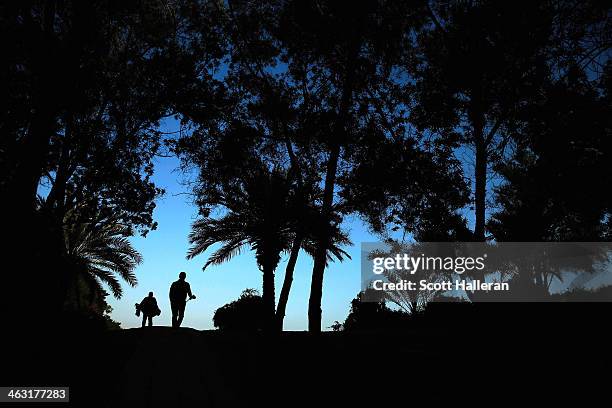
<box><xmin>213</xmin><ymin>289</ymin><xmax>264</xmax><ymax>331</ymax></box>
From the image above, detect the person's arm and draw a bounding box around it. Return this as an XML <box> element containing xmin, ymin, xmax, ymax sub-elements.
<box><xmin>187</xmin><ymin>283</ymin><xmax>195</xmax><ymax>299</ymax></box>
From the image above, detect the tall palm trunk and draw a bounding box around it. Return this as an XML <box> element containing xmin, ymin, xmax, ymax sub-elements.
<box><xmin>276</xmin><ymin>233</ymin><xmax>303</xmax><ymax>331</ymax></box>
<box><xmin>308</xmin><ymin>143</ymin><xmax>341</xmax><ymax>333</ymax></box>
<box><xmin>307</xmin><ymin>41</ymin><xmax>358</xmax><ymax>333</ymax></box>
<box><xmin>262</xmin><ymin>261</ymin><xmax>276</xmax><ymax>332</ymax></box>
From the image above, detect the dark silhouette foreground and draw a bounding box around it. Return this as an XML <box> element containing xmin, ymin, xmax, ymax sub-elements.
<box><xmin>4</xmin><ymin>302</ymin><xmax>612</xmax><ymax>407</ymax></box>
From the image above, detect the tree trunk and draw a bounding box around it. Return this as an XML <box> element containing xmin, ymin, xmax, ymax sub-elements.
<box><xmin>469</xmin><ymin>93</ymin><xmax>488</xmax><ymax>292</ymax></box>
<box><xmin>275</xmin><ymin>233</ymin><xmax>303</xmax><ymax>331</ymax></box>
<box><xmin>308</xmin><ymin>143</ymin><xmax>341</xmax><ymax>333</ymax></box>
<box><xmin>307</xmin><ymin>39</ymin><xmax>358</xmax><ymax>333</ymax></box>
<box><xmin>262</xmin><ymin>262</ymin><xmax>276</xmax><ymax>332</ymax></box>
<box><xmin>470</xmin><ymin>89</ymin><xmax>487</xmax><ymax>243</ymax></box>
<box><xmin>474</xmin><ymin>136</ymin><xmax>487</xmax><ymax>242</ymax></box>
<box><xmin>45</xmin><ymin>116</ymin><xmax>74</xmax><ymax>212</ymax></box>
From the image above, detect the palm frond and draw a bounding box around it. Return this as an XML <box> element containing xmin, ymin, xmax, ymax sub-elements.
<box><xmin>89</xmin><ymin>267</ymin><xmax>123</xmax><ymax>299</ymax></box>
<box><xmin>62</xmin><ymin>210</ymin><xmax>142</xmax><ymax>300</ymax></box>
<box><xmin>203</xmin><ymin>239</ymin><xmax>247</xmax><ymax>270</ymax></box>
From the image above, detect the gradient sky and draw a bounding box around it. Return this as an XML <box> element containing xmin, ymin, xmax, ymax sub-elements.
<box><xmin>105</xmin><ymin>117</ymin><xmax>484</xmax><ymax>330</ymax></box>
<box><xmin>105</xmin><ymin>62</ymin><xmax>461</xmax><ymax>330</ymax></box>
<box><xmin>107</xmin><ymin>147</ymin><xmax>379</xmax><ymax>331</ymax></box>
<box><xmin>96</xmin><ymin>122</ymin><xmax>612</xmax><ymax>328</ymax></box>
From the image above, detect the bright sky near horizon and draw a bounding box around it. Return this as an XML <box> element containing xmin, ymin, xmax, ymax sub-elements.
<box><xmin>107</xmin><ymin>148</ymin><xmax>380</xmax><ymax>331</ymax></box>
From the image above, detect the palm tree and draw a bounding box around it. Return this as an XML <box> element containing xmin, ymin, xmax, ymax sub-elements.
<box><xmin>187</xmin><ymin>163</ymin><xmax>354</xmax><ymax>332</ymax></box>
<box><xmin>62</xmin><ymin>207</ymin><xmax>142</xmax><ymax>311</ymax></box>
<box><xmin>274</xmin><ymin>200</ymin><xmax>352</xmax><ymax>331</ymax></box>
<box><xmin>187</xmin><ymin>167</ymin><xmax>292</xmax><ymax>331</ymax></box>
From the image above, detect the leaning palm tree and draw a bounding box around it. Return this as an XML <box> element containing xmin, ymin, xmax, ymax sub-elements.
<box><xmin>62</xmin><ymin>207</ymin><xmax>142</xmax><ymax>310</ymax></box>
<box><xmin>274</xmin><ymin>196</ymin><xmax>352</xmax><ymax>331</ymax></box>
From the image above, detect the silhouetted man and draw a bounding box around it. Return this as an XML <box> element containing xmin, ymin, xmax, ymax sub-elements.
<box><xmin>169</xmin><ymin>272</ymin><xmax>195</xmax><ymax>328</ymax></box>
<box><xmin>137</xmin><ymin>292</ymin><xmax>160</xmax><ymax>328</ymax></box>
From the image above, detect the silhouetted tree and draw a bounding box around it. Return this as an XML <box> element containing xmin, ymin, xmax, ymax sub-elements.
<box><xmin>341</xmin><ymin>133</ymin><xmax>471</xmax><ymax>242</ymax></box>
<box><xmin>276</xmin><ymin>213</ymin><xmax>352</xmax><ymax>331</ymax></box>
<box><xmin>1</xmin><ymin>0</ymin><xmax>226</xmax><ymax>327</ymax></box>
<box><xmin>62</xmin><ymin>205</ymin><xmax>141</xmax><ymax>303</ymax></box>
<box><xmin>185</xmin><ymin>155</ymin><xmax>352</xmax><ymax>332</ymax></box>
<box><xmin>176</xmin><ymin>0</ymin><xmax>366</xmax><ymax>332</ymax></box>
<box><xmin>271</xmin><ymin>0</ymin><xmax>424</xmax><ymax>332</ymax></box>
<box><xmin>187</xmin><ymin>163</ymin><xmax>293</xmax><ymax>331</ymax></box>
<box><xmin>1</xmin><ymin>0</ymin><xmax>190</xmax><ymax>213</ymax></box>
<box><xmin>210</xmin><ymin>0</ymin><xmax>467</xmax><ymax>332</ymax></box>
<box><xmin>408</xmin><ymin>0</ymin><xmax>611</xmax><ymax>244</ymax></box>
<box><xmin>490</xmin><ymin>68</ymin><xmax>612</xmax><ymax>242</ymax></box>
<box><xmin>408</xmin><ymin>1</ymin><xmax>556</xmax><ymax>242</ymax></box>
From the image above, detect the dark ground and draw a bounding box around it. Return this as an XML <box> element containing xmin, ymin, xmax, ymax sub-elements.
<box><xmin>3</xmin><ymin>303</ymin><xmax>611</xmax><ymax>407</ymax></box>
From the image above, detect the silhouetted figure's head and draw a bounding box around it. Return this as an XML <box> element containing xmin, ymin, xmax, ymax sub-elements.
<box><xmin>179</xmin><ymin>271</ymin><xmax>187</xmax><ymax>280</ymax></box>
<box><xmin>148</xmin><ymin>291</ymin><xmax>154</xmax><ymax>297</ymax></box>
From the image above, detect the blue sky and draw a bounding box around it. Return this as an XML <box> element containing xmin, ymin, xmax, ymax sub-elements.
<box><xmin>106</xmin><ymin>120</ymin><xmax>483</xmax><ymax>330</ymax></box>
<box><xmin>108</xmin><ymin>154</ymin><xmax>380</xmax><ymax>330</ymax></box>
<box><xmin>105</xmin><ymin>60</ymin><xmax>487</xmax><ymax>330</ymax></box>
